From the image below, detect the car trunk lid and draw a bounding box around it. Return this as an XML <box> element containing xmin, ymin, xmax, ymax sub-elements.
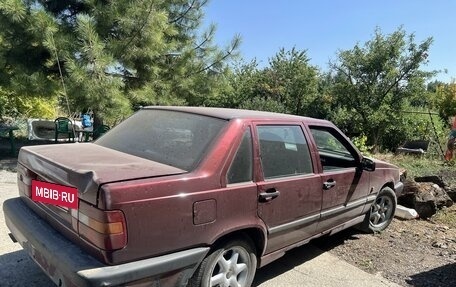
<box><xmin>17</xmin><ymin>143</ymin><xmax>187</xmax><ymax>248</ymax></box>
<box><xmin>18</xmin><ymin>143</ymin><xmax>187</xmax><ymax>205</ymax></box>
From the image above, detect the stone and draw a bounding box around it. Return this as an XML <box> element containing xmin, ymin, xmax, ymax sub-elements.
<box><xmin>432</xmin><ymin>241</ymin><xmax>449</xmax><ymax>249</ymax></box>
<box><xmin>398</xmin><ymin>180</ymin><xmax>453</xmax><ymax>219</ymax></box>
<box><xmin>445</xmin><ymin>186</ymin><xmax>456</xmax><ymax>202</ymax></box>
<box><xmin>414</xmin><ymin>176</ymin><xmax>446</xmax><ymax>187</ymax></box>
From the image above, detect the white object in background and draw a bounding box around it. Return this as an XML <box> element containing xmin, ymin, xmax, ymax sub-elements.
<box><xmin>27</xmin><ymin>119</ymin><xmax>55</xmax><ymax>140</ymax></box>
<box><xmin>395</xmin><ymin>204</ymin><xmax>419</xmax><ymax>220</ymax></box>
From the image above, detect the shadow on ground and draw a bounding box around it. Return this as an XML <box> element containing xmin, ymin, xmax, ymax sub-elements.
<box><xmin>312</xmin><ymin>227</ymin><xmax>365</xmax><ymax>251</ymax></box>
<box><xmin>253</xmin><ymin>243</ymin><xmax>324</xmax><ymax>286</ymax></box>
<box><xmin>0</xmin><ymin>249</ymin><xmax>54</xmax><ymax>286</ymax></box>
<box><xmin>406</xmin><ymin>262</ymin><xmax>456</xmax><ymax>287</ymax></box>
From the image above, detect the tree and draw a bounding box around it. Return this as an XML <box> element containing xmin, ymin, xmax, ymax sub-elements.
<box><xmin>330</xmin><ymin>27</ymin><xmax>434</xmax><ymax>151</ymax></box>
<box><xmin>0</xmin><ymin>0</ymin><xmax>240</xmax><ymax>124</ymax></box>
<box><xmin>431</xmin><ymin>82</ymin><xmax>456</xmax><ymax>125</ymax></box>
<box><xmin>224</xmin><ymin>48</ymin><xmax>320</xmax><ymax>116</ymax></box>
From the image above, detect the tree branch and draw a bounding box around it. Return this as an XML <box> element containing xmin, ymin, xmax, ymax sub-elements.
<box><xmin>119</xmin><ymin>1</ymin><xmax>155</xmax><ymax>56</ymax></box>
<box><xmin>193</xmin><ymin>34</ymin><xmax>211</xmax><ymax>51</ymax></box>
<box><xmin>190</xmin><ymin>37</ymin><xmax>240</xmax><ymax>76</ymax></box>
<box><xmin>168</xmin><ymin>0</ymin><xmax>199</xmax><ymax>24</ymax></box>
<box><xmin>332</xmin><ymin>63</ymin><xmax>353</xmax><ymax>85</ymax></box>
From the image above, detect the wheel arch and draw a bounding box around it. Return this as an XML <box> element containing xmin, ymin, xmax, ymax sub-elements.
<box><xmin>209</xmin><ymin>227</ymin><xmax>267</xmax><ymax>265</ymax></box>
<box><xmin>380</xmin><ymin>182</ymin><xmax>398</xmax><ymax>205</ymax></box>
<box><xmin>380</xmin><ymin>181</ymin><xmax>395</xmax><ymax>194</ymax></box>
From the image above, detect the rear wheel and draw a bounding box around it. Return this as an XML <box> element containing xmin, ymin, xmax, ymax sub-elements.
<box><xmin>188</xmin><ymin>239</ymin><xmax>257</xmax><ymax>287</ymax></box>
<box><xmin>359</xmin><ymin>187</ymin><xmax>397</xmax><ymax>233</ymax></box>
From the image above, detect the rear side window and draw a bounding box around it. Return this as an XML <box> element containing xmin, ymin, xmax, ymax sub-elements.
<box><xmin>227</xmin><ymin>130</ymin><xmax>253</xmax><ymax>184</ymax></box>
<box><xmin>257</xmin><ymin>125</ymin><xmax>312</xmax><ymax>179</ymax></box>
<box><xmin>96</xmin><ymin>109</ymin><xmax>227</xmax><ymax>170</ymax></box>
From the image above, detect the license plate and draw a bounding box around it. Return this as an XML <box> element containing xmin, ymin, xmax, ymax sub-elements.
<box><xmin>31</xmin><ymin>179</ymin><xmax>78</xmax><ymax>209</ymax></box>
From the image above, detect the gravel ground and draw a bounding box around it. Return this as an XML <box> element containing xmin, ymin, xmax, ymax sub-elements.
<box><xmin>315</xmin><ymin>207</ymin><xmax>456</xmax><ymax>287</ymax></box>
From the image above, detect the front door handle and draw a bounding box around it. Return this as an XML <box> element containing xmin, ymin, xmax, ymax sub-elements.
<box><xmin>259</xmin><ymin>188</ymin><xmax>280</xmax><ymax>202</ymax></box>
<box><xmin>323</xmin><ymin>180</ymin><xmax>336</xmax><ymax>190</ymax></box>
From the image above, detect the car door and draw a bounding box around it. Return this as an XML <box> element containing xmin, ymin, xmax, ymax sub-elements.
<box><xmin>308</xmin><ymin>126</ymin><xmax>371</xmax><ymax>233</ymax></box>
<box><xmin>255</xmin><ymin>124</ymin><xmax>322</xmax><ymax>254</ymax></box>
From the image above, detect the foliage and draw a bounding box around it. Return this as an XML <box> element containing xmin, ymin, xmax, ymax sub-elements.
<box><xmin>329</xmin><ymin>27</ymin><xmax>434</xmax><ymax>151</ymax></box>
<box><xmin>431</xmin><ymin>82</ymin><xmax>456</xmax><ymax>125</ymax></box>
<box><xmin>239</xmin><ymin>96</ymin><xmax>288</xmax><ymax>114</ymax></box>
<box><xmin>352</xmin><ymin>134</ymin><xmax>372</xmax><ymax>155</ymax></box>
<box><xmin>384</xmin><ymin>153</ymin><xmax>456</xmax><ymax>185</ymax></box>
<box><xmin>0</xmin><ymin>86</ymin><xmax>57</xmax><ymax>119</ymax></box>
<box><xmin>379</xmin><ymin>105</ymin><xmax>447</xmax><ymax>153</ymax></box>
<box><xmin>0</xmin><ymin>0</ymin><xmax>240</xmax><ymax>123</ymax></box>
<box><xmin>221</xmin><ymin>48</ymin><xmax>320</xmax><ymax>115</ymax></box>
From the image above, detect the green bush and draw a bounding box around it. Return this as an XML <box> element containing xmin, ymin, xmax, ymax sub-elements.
<box><xmin>352</xmin><ymin>134</ymin><xmax>372</xmax><ymax>155</ymax></box>
<box><xmin>1</xmin><ymin>93</ymin><xmax>58</xmax><ymax>120</ymax></box>
<box><xmin>379</xmin><ymin>106</ymin><xmax>447</xmax><ymax>153</ymax></box>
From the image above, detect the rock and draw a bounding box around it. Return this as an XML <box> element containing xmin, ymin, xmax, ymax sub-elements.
<box><xmin>430</xmin><ymin>184</ymin><xmax>453</xmax><ymax>209</ymax></box>
<box><xmin>432</xmin><ymin>241</ymin><xmax>448</xmax><ymax>249</ymax></box>
<box><xmin>415</xmin><ymin>176</ymin><xmax>446</xmax><ymax>187</ymax></box>
<box><xmin>398</xmin><ymin>180</ymin><xmax>420</xmax><ymax>207</ymax></box>
<box><xmin>445</xmin><ymin>186</ymin><xmax>456</xmax><ymax>202</ymax></box>
<box><xmin>414</xmin><ymin>190</ymin><xmax>438</xmax><ymax>219</ymax></box>
<box><xmin>398</xmin><ymin>180</ymin><xmax>453</xmax><ymax>218</ymax></box>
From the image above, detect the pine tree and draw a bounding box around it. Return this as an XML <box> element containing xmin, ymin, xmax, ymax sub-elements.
<box><xmin>0</xmin><ymin>0</ymin><xmax>240</xmax><ymax>124</ymax></box>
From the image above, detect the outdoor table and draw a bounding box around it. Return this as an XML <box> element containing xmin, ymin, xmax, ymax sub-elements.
<box><xmin>0</xmin><ymin>125</ymin><xmax>19</xmax><ymax>156</ymax></box>
<box><xmin>72</xmin><ymin>120</ymin><xmax>94</xmax><ymax>142</ymax></box>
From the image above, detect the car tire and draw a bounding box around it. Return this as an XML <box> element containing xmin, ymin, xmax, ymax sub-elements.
<box><xmin>188</xmin><ymin>239</ymin><xmax>257</xmax><ymax>287</ymax></box>
<box><xmin>359</xmin><ymin>186</ymin><xmax>397</xmax><ymax>233</ymax></box>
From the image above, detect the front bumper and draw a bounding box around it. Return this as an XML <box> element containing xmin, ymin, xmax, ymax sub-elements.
<box><xmin>394</xmin><ymin>181</ymin><xmax>404</xmax><ymax>197</ymax></box>
<box><xmin>3</xmin><ymin>197</ymin><xmax>209</xmax><ymax>287</ymax></box>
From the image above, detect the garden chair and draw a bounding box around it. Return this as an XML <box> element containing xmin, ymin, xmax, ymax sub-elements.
<box><xmin>54</xmin><ymin>117</ymin><xmax>75</xmax><ymax>143</ymax></box>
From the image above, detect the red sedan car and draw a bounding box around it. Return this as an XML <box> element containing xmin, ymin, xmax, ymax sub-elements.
<box><xmin>4</xmin><ymin>106</ymin><xmax>403</xmax><ymax>287</ymax></box>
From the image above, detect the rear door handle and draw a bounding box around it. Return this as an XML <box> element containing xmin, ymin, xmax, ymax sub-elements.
<box><xmin>259</xmin><ymin>188</ymin><xmax>280</xmax><ymax>202</ymax></box>
<box><xmin>323</xmin><ymin>180</ymin><xmax>336</xmax><ymax>190</ymax></box>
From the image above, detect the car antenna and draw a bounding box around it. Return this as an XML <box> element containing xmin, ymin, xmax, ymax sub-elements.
<box><xmin>49</xmin><ymin>32</ymin><xmax>77</xmax><ymax>141</ymax></box>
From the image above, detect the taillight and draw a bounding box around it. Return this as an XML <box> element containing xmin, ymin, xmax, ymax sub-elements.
<box><xmin>76</xmin><ymin>202</ymin><xmax>127</xmax><ymax>250</ymax></box>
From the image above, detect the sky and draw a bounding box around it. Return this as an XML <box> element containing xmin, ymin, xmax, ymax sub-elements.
<box><xmin>203</xmin><ymin>0</ymin><xmax>456</xmax><ymax>82</ymax></box>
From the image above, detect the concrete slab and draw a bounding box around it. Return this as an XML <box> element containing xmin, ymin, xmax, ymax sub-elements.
<box><xmin>254</xmin><ymin>244</ymin><xmax>400</xmax><ymax>287</ymax></box>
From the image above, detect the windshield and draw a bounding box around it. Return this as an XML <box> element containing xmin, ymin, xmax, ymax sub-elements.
<box><xmin>96</xmin><ymin>109</ymin><xmax>227</xmax><ymax>170</ymax></box>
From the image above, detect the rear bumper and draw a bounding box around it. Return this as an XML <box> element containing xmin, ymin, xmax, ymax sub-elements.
<box><xmin>3</xmin><ymin>197</ymin><xmax>209</xmax><ymax>287</ymax></box>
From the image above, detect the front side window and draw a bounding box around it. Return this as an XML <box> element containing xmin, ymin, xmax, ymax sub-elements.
<box><xmin>257</xmin><ymin>125</ymin><xmax>312</xmax><ymax>179</ymax></box>
<box><xmin>227</xmin><ymin>130</ymin><xmax>253</xmax><ymax>184</ymax></box>
<box><xmin>96</xmin><ymin>109</ymin><xmax>227</xmax><ymax>170</ymax></box>
<box><xmin>310</xmin><ymin>127</ymin><xmax>357</xmax><ymax>171</ymax></box>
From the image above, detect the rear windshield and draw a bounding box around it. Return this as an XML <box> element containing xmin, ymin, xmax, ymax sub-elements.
<box><xmin>96</xmin><ymin>109</ymin><xmax>227</xmax><ymax>170</ymax></box>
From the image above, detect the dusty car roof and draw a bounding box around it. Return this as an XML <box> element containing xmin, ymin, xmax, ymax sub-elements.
<box><xmin>144</xmin><ymin>106</ymin><xmax>330</xmax><ymax>125</ymax></box>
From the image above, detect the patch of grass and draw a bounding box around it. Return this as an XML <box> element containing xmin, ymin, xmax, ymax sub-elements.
<box><xmin>374</xmin><ymin>153</ymin><xmax>456</xmax><ymax>185</ymax></box>
<box><xmin>432</xmin><ymin>205</ymin><xmax>456</xmax><ymax>228</ymax></box>
<box><xmin>375</xmin><ymin>153</ymin><xmax>456</xmax><ymax>226</ymax></box>
<box><xmin>357</xmin><ymin>258</ymin><xmax>375</xmax><ymax>272</ymax></box>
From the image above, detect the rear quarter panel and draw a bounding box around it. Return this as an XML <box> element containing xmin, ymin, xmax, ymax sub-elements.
<box><xmin>98</xmin><ymin>119</ymin><xmax>267</xmax><ymax>264</ymax></box>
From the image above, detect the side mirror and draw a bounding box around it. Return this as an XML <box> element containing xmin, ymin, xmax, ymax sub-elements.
<box><xmin>361</xmin><ymin>157</ymin><xmax>376</xmax><ymax>172</ymax></box>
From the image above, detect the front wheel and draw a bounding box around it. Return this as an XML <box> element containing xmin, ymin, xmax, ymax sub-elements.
<box><xmin>359</xmin><ymin>187</ymin><xmax>397</xmax><ymax>233</ymax></box>
<box><xmin>188</xmin><ymin>239</ymin><xmax>257</xmax><ymax>287</ymax></box>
